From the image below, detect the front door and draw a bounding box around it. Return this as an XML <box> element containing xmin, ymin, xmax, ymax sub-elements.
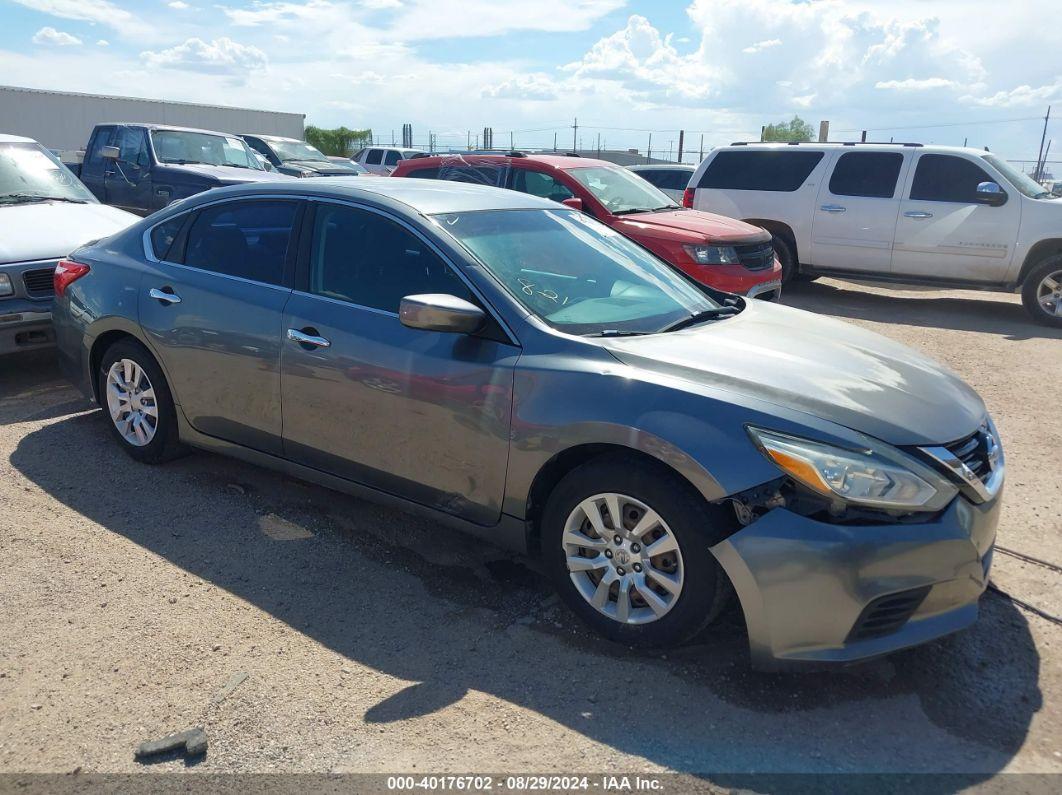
<box><xmin>810</xmin><ymin>150</ymin><xmax>909</xmax><ymax>273</ymax></box>
<box><xmin>105</xmin><ymin>126</ymin><xmax>153</xmax><ymax>214</ymax></box>
<box><xmin>891</xmin><ymin>153</ymin><xmax>1020</xmax><ymax>283</ymax></box>
<box><xmin>138</xmin><ymin>198</ymin><xmax>302</xmax><ymax>455</ymax></box>
<box><xmin>280</xmin><ymin>201</ymin><xmax>518</xmax><ymax>525</ymax></box>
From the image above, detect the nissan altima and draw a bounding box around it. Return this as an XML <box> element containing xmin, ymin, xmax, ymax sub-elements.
<box><xmin>52</xmin><ymin>178</ymin><xmax>1003</xmax><ymax>668</ymax></box>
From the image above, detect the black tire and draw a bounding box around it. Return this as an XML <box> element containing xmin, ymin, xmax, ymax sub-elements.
<box><xmin>770</xmin><ymin>232</ymin><xmax>798</xmax><ymax>284</ymax></box>
<box><xmin>97</xmin><ymin>338</ymin><xmax>185</xmax><ymax>464</ymax></box>
<box><xmin>1021</xmin><ymin>254</ymin><xmax>1062</xmax><ymax>328</ymax></box>
<box><xmin>541</xmin><ymin>454</ymin><xmax>735</xmax><ymax>648</ymax></box>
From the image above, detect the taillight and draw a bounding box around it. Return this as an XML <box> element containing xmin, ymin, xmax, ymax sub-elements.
<box><xmin>682</xmin><ymin>187</ymin><xmax>695</xmax><ymax>208</ymax></box>
<box><xmin>54</xmin><ymin>259</ymin><xmax>90</xmax><ymax>298</ymax></box>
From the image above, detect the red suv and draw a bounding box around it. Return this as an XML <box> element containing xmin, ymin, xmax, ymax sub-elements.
<box><xmin>392</xmin><ymin>153</ymin><xmax>782</xmax><ymax>299</ymax></box>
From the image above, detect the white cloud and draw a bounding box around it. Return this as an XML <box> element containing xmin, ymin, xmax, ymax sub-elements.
<box><xmin>876</xmin><ymin>77</ymin><xmax>958</xmax><ymax>91</ymax></box>
<box><xmin>32</xmin><ymin>27</ymin><xmax>82</xmax><ymax>46</ymax></box>
<box><xmin>742</xmin><ymin>38</ymin><xmax>781</xmax><ymax>54</ymax></box>
<box><xmin>11</xmin><ymin>0</ymin><xmax>134</xmax><ymax>27</ymax></box>
<box><xmin>141</xmin><ymin>37</ymin><xmax>268</xmax><ymax>75</ymax></box>
<box><xmin>168</xmin><ymin>1</ymin><xmax>190</xmax><ymax>9</ymax></box>
<box><xmin>482</xmin><ymin>74</ymin><xmax>560</xmax><ymax>101</ymax></box>
<box><xmin>96</xmin><ymin>39</ymin><xmax>110</xmax><ymax>47</ymax></box>
<box><xmin>963</xmin><ymin>77</ymin><xmax>1062</xmax><ymax>108</ymax></box>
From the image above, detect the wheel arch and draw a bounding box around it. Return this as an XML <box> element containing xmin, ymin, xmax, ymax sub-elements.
<box><xmin>742</xmin><ymin>219</ymin><xmax>798</xmax><ymax>265</ymax></box>
<box><xmin>88</xmin><ymin>326</ymin><xmax>159</xmax><ymax>404</ymax></box>
<box><xmin>1017</xmin><ymin>238</ymin><xmax>1062</xmax><ymax>285</ymax></box>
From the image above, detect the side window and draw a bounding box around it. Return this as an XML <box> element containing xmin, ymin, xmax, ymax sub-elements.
<box><xmin>309</xmin><ymin>204</ymin><xmax>471</xmax><ymax>313</ymax></box>
<box><xmin>384</xmin><ymin>150</ymin><xmax>401</xmax><ymax>167</ymax></box>
<box><xmin>86</xmin><ymin>126</ymin><xmax>116</xmax><ymax>165</ymax></box>
<box><xmin>366</xmin><ymin>149</ymin><xmax>383</xmax><ymax>165</ymax></box>
<box><xmin>114</xmin><ymin>127</ymin><xmax>148</xmax><ymax>167</ymax></box>
<box><xmin>660</xmin><ymin>170</ymin><xmax>693</xmax><ymax>190</ymax></box>
<box><xmin>512</xmin><ymin>169</ymin><xmax>575</xmax><ymax>202</ymax></box>
<box><xmin>698</xmin><ymin>150</ymin><xmax>825</xmax><ymax>192</ymax></box>
<box><xmin>910</xmin><ymin>154</ymin><xmax>996</xmax><ymax>203</ymax></box>
<box><xmin>406</xmin><ymin>167</ymin><xmax>440</xmax><ymax>180</ymax></box>
<box><xmin>438</xmin><ymin>163</ymin><xmax>505</xmax><ymax>186</ymax></box>
<box><xmin>183</xmin><ymin>200</ymin><xmax>297</xmax><ymax>285</ymax></box>
<box><xmin>828</xmin><ymin>152</ymin><xmax>904</xmax><ymax>198</ymax></box>
<box><xmin>150</xmin><ymin>214</ymin><xmax>187</xmax><ymax>261</ymax></box>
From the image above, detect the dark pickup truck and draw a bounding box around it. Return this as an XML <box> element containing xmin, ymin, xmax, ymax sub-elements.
<box><xmin>75</xmin><ymin>123</ymin><xmax>289</xmax><ymax>216</ymax></box>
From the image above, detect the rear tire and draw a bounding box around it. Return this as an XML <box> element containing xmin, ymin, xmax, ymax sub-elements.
<box><xmin>1021</xmin><ymin>254</ymin><xmax>1062</xmax><ymax>327</ymax></box>
<box><xmin>97</xmin><ymin>338</ymin><xmax>185</xmax><ymax>464</ymax></box>
<box><xmin>541</xmin><ymin>454</ymin><xmax>734</xmax><ymax>648</ymax></box>
<box><xmin>770</xmin><ymin>233</ymin><xmax>798</xmax><ymax>284</ymax></box>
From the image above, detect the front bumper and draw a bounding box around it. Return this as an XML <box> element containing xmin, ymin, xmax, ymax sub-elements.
<box><xmin>675</xmin><ymin>258</ymin><xmax>784</xmax><ymax>298</ymax></box>
<box><xmin>0</xmin><ymin>306</ymin><xmax>54</xmax><ymax>355</ymax></box>
<box><xmin>745</xmin><ymin>280</ymin><xmax>782</xmax><ymax>300</ymax></box>
<box><xmin>711</xmin><ymin>493</ymin><xmax>1000</xmax><ymax>670</ymax></box>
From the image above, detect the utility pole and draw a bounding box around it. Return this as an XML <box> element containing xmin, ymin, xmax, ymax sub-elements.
<box><xmin>572</xmin><ymin>117</ymin><xmax>578</xmax><ymax>152</ymax></box>
<box><xmin>818</xmin><ymin>121</ymin><xmax>829</xmax><ymax>142</ymax></box>
<box><xmin>467</xmin><ymin>130</ymin><xmax>471</xmax><ymax>150</ymax></box>
<box><xmin>553</xmin><ymin>132</ymin><xmax>557</xmax><ymax>152</ymax></box>
<box><xmin>596</xmin><ymin>132</ymin><xmax>601</xmax><ymax>158</ymax></box>
<box><xmin>677</xmin><ymin>130</ymin><xmax>684</xmax><ymax>164</ymax></box>
<box><xmin>510</xmin><ymin>130</ymin><xmax>514</xmax><ymax>150</ymax></box>
<box><xmin>647</xmin><ymin>133</ymin><xmax>652</xmax><ymax>163</ymax></box>
<box><xmin>1035</xmin><ymin>105</ymin><xmax>1051</xmax><ymax>182</ymax></box>
<box><xmin>860</xmin><ymin>130</ymin><xmax>867</xmax><ymax>143</ymax></box>
<box><xmin>391</xmin><ymin>129</ymin><xmax>395</xmax><ymax>145</ymax></box>
<box><xmin>699</xmin><ymin>134</ymin><xmax>704</xmax><ymax>162</ymax></box>
<box><xmin>667</xmin><ymin>141</ymin><xmax>673</xmax><ymax>161</ymax></box>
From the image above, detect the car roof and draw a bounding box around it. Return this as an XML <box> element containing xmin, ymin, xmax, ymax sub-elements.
<box><xmin>0</xmin><ymin>133</ymin><xmax>36</xmax><ymax>144</ymax></box>
<box><xmin>714</xmin><ymin>142</ymin><xmax>992</xmax><ymax>156</ymax></box>
<box><xmin>243</xmin><ymin>134</ymin><xmax>300</xmax><ymax>143</ymax></box>
<box><xmin>398</xmin><ymin>153</ymin><xmax>617</xmax><ymax>170</ymax></box>
<box><xmin>99</xmin><ymin>123</ymin><xmax>242</xmax><ymax>137</ymax></box>
<box><xmin>628</xmin><ymin>164</ymin><xmax>695</xmax><ymax>171</ymax></box>
<box><xmin>187</xmin><ymin>176</ymin><xmax>559</xmax><ymax>215</ymax></box>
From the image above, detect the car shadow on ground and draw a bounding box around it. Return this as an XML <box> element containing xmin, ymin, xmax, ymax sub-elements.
<box><xmin>781</xmin><ymin>280</ymin><xmax>1062</xmax><ymax>342</ymax></box>
<box><xmin>10</xmin><ymin>402</ymin><xmax>1044</xmax><ymax>787</ymax></box>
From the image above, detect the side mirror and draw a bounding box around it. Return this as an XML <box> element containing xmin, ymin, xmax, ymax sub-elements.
<box><xmin>399</xmin><ymin>294</ymin><xmax>485</xmax><ymax>334</ymax></box>
<box><xmin>561</xmin><ymin>197</ymin><xmax>584</xmax><ymax>211</ymax></box>
<box><xmin>975</xmin><ymin>181</ymin><xmax>1006</xmax><ymax>206</ymax></box>
<box><xmin>101</xmin><ymin>145</ymin><xmax>120</xmax><ymax>160</ymax></box>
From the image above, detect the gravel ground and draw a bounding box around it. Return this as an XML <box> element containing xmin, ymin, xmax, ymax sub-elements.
<box><xmin>0</xmin><ymin>278</ymin><xmax>1059</xmax><ymax>785</ymax></box>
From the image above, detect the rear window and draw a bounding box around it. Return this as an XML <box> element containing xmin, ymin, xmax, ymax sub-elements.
<box><xmin>698</xmin><ymin>150</ymin><xmax>824</xmax><ymax>192</ymax></box>
<box><xmin>828</xmin><ymin>152</ymin><xmax>904</xmax><ymax>199</ymax></box>
<box><xmin>637</xmin><ymin>170</ymin><xmax>692</xmax><ymax>191</ymax></box>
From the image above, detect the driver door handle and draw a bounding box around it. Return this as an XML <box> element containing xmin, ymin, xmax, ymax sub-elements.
<box><xmin>820</xmin><ymin>204</ymin><xmax>846</xmax><ymax>213</ymax></box>
<box><xmin>904</xmin><ymin>210</ymin><xmax>934</xmax><ymax>219</ymax></box>
<box><xmin>148</xmin><ymin>287</ymin><xmax>181</xmax><ymax>305</ymax></box>
<box><xmin>287</xmin><ymin>328</ymin><xmax>331</xmax><ymax>348</ymax></box>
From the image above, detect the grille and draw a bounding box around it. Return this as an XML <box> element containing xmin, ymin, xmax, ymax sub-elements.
<box><xmin>945</xmin><ymin>426</ymin><xmax>997</xmax><ymax>484</ymax></box>
<box><xmin>735</xmin><ymin>242</ymin><xmax>775</xmax><ymax>271</ymax></box>
<box><xmin>847</xmin><ymin>586</ymin><xmax>931</xmax><ymax>642</ymax></box>
<box><xmin>22</xmin><ymin>267</ymin><xmax>55</xmax><ymax>297</ymax></box>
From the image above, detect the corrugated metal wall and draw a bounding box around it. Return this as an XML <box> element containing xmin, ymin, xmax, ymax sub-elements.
<box><xmin>0</xmin><ymin>86</ymin><xmax>305</xmax><ymax>151</ymax></box>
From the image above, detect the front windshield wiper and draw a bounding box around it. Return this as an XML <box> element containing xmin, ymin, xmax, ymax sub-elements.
<box><xmin>659</xmin><ymin>306</ymin><xmax>740</xmax><ymax>332</ymax></box>
<box><xmin>160</xmin><ymin>158</ymin><xmax>210</xmax><ymax>165</ymax></box>
<box><xmin>0</xmin><ymin>193</ymin><xmax>87</xmax><ymax>205</ymax></box>
<box><xmin>612</xmin><ymin>205</ymin><xmax>681</xmax><ymax>215</ymax></box>
<box><xmin>587</xmin><ymin>329</ymin><xmax>650</xmax><ymax>338</ymax></box>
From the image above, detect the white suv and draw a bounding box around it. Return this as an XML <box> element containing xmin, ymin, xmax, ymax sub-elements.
<box><xmin>351</xmin><ymin>146</ymin><xmax>426</xmax><ymax>175</ymax></box>
<box><xmin>686</xmin><ymin>143</ymin><xmax>1062</xmax><ymax>326</ymax></box>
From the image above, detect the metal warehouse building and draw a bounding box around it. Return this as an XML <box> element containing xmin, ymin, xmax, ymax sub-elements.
<box><xmin>0</xmin><ymin>85</ymin><xmax>305</xmax><ymax>152</ymax></box>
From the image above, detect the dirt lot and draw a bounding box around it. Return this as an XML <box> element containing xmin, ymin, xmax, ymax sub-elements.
<box><xmin>1</xmin><ymin>278</ymin><xmax>1060</xmax><ymax>785</ymax></box>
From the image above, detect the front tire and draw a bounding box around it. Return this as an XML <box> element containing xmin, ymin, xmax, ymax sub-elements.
<box><xmin>541</xmin><ymin>455</ymin><xmax>734</xmax><ymax>648</ymax></box>
<box><xmin>98</xmin><ymin>338</ymin><xmax>184</xmax><ymax>464</ymax></box>
<box><xmin>1021</xmin><ymin>254</ymin><xmax>1062</xmax><ymax>327</ymax></box>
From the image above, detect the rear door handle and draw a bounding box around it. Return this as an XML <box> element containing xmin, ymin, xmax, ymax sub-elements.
<box><xmin>148</xmin><ymin>287</ymin><xmax>181</xmax><ymax>305</ymax></box>
<box><xmin>904</xmin><ymin>211</ymin><xmax>934</xmax><ymax>219</ymax></box>
<box><xmin>820</xmin><ymin>204</ymin><xmax>846</xmax><ymax>213</ymax></box>
<box><xmin>287</xmin><ymin>328</ymin><xmax>331</xmax><ymax>348</ymax></box>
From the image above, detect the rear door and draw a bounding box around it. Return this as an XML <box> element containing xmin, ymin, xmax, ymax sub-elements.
<box><xmin>810</xmin><ymin>150</ymin><xmax>909</xmax><ymax>274</ymax></box>
<box><xmin>139</xmin><ymin>197</ymin><xmax>303</xmax><ymax>454</ymax></box>
<box><xmin>280</xmin><ymin>200</ymin><xmax>518</xmax><ymax>524</ymax></box>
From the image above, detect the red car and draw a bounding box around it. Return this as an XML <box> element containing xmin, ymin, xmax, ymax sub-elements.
<box><xmin>391</xmin><ymin>152</ymin><xmax>782</xmax><ymax>299</ymax></box>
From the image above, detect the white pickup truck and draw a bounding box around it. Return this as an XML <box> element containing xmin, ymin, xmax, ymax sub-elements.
<box><xmin>685</xmin><ymin>142</ymin><xmax>1062</xmax><ymax>326</ymax></box>
<box><xmin>1</xmin><ymin>134</ymin><xmax>136</xmax><ymax>354</ymax></box>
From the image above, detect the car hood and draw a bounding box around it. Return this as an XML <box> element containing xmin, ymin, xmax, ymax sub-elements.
<box><xmin>616</xmin><ymin>209</ymin><xmax>770</xmax><ymax>244</ymax></box>
<box><xmin>283</xmin><ymin>159</ymin><xmax>361</xmax><ymax>176</ymax></box>
<box><xmin>170</xmin><ymin>163</ymin><xmax>289</xmax><ymax>183</ymax></box>
<box><xmin>0</xmin><ymin>201</ymin><xmax>137</xmax><ymax>264</ymax></box>
<box><xmin>601</xmin><ymin>301</ymin><xmax>985</xmax><ymax>446</ymax></box>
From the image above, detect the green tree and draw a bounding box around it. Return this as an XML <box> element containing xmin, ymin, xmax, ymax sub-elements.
<box><xmin>762</xmin><ymin>116</ymin><xmax>814</xmax><ymax>142</ymax></box>
<box><xmin>304</xmin><ymin>125</ymin><xmax>374</xmax><ymax>156</ymax></box>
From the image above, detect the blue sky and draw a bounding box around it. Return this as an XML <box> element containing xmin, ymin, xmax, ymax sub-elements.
<box><xmin>1</xmin><ymin>0</ymin><xmax>1059</xmax><ymax>164</ymax></box>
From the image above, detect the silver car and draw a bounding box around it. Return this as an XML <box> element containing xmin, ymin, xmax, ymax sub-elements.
<box><xmin>53</xmin><ymin>178</ymin><xmax>1002</xmax><ymax>669</ymax></box>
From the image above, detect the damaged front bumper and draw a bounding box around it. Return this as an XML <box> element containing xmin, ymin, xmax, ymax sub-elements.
<box><xmin>710</xmin><ymin>493</ymin><xmax>1000</xmax><ymax>670</ymax></box>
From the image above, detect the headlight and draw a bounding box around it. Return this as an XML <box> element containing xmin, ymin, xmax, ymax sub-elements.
<box><xmin>683</xmin><ymin>244</ymin><xmax>740</xmax><ymax>265</ymax></box>
<box><xmin>0</xmin><ymin>273</ymin><xmax>13</xmax><ymax>297</ymax></box>
<box><xmin>748</xmin><ymin>427</ymin><xmax>956</xmax><ymax>510</ymax></box>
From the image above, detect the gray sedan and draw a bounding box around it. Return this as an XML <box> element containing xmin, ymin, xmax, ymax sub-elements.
<box><xmin>52</xmin><ymin>178</ymin><xmax>1002</xmax><ymax>669</ymax></box>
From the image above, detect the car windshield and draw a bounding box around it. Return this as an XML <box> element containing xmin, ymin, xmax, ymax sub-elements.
<box><xmin>151</xmin><ymin>130</ymin><xmax>263</xmax><ymax>170</ymax></box>
<box><xmin>434</xmin><ymin>208</ymin><xmax>720</xmax><ymax>335</ymax></box>
<box><xmin>566</xmin><ymin>165</ymin><xmax>677</xmax><ymax>214</ymax></box>
<box><xmin>983</xmin><ymin>154</ymin><xmax>1052</xmax><ymax>199</ymax></box>
<box><xmin>0</xmin><ymin>142</ymin><xmax>96</xmax><ymax>205</ymax></box>
<box><xmin>270</xmin><ymin>140</ymin><xmax>329</xmax><ymax>162</ymax></box>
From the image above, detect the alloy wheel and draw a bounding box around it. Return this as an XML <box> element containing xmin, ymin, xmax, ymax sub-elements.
<box><xmin>1037</xmin><ymin>269</ymin><xmax>1062</xmax><ymax>317</ymax></box>
<box><xmin>562</xmin><ymin>492</ymin><xmax>684</xmax><ymax>625</ymax></box>
<box><xmin>105</xmin><ymin>358</ymin><xmax>158</xmax><ymax>447</ymax></box>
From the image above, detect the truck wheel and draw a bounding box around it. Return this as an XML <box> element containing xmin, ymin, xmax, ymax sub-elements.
<box><xmin>1021</xmin><ymin>254</ymin><xmax>1062</xmax><ymax>327</ymax></box>
<box><xmin>541</xmin><ymin>454</ymin><xmax>734</xmax><ymax>648</ymax></box>
<box><xmin>770</xmin><ymin>233</ymin><xmax>798</xmax><ymax>283</ymax></box>
<box><xmin>98</xmin><ymin>338</ymin><xmax>185</xmax><ymax>464</ymax></box>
